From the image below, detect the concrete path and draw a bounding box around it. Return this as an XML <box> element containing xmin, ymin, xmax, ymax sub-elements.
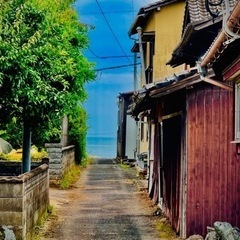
<box><xmin>40</xmin><ymin>159</ymin><xmax>162</xmax><ymax>240</ymax></box>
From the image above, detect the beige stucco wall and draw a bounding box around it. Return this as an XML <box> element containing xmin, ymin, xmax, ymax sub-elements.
<box><xmin>143</xmin><ymin>1</ymin><xmax>185</xmax><ymax>81</ymax></box>
<box><xmin>138</xmin><ymin>117</ymin><xmax>149</xmax><ymax>154</ymax></box>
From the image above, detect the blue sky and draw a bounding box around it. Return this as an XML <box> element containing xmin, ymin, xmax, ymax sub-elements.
<box><xmin>74</xmin><ymin>0</ymin><xmax>155</xmax><ymax>138</ymax></box>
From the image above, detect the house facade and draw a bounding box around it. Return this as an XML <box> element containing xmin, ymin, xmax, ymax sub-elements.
<box><xmin>128</xmin><ymin>0</ymin><xmax>185</xmax><ymax>171</ymax></box>
<box><xmin>126</xmin><ymin>0</ymin><xmax>240</xmax><ymax>238</ymax></box>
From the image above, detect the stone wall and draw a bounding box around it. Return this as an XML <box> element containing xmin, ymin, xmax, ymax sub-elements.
<box><xmin>0</xmin><ymin>161</ymin><xmax>43</xmax><ymax>176</ymax></box>
<box><xmin>0</xmin><ymin>162</ymin><xmax>49</xmax><ymax>239</ymax></box>
<box><xmin>45</xmin><ymin>143</ymin><xmax>75</xmax><ymax>180</ymax></box>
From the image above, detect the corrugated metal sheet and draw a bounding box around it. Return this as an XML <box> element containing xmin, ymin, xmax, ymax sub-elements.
<box><xmin>186</xmin><ymin>84</ymin><xmax>240</xmax><ymax>236</ymax></box>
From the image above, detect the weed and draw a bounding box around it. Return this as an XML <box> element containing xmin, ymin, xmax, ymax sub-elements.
<box><xmin>81</xmin><ymin>155</ymin><xmax>94</xmax><ymax>167</ymax></box>
<box><xmin>60</xmin><ymin>164</ymin><xmax>82</xmax><ymax>189</ymax></box>
<box><xmin>34</xmin><ymin>205</ymin><xmax>55</xmax><ymax>240</ymax></box>
<box><xmin>119</xmin><ymin>163</ymin><xmax>130</xmax><ymax>170</ymax></box>
<box><xmin>155</xmin><ymin>217</ymin><xmax>179</xmax><ymax>239</ymax></box>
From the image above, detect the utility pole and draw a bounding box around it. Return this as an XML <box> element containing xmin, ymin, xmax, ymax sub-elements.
<box><xmin>133</xmin><ymin>40</ymin><xmax>137</xmax><ymax>91</ymax></box>
<box><xmin>136</xmin><ymin>26</ymin><xmax>146</xmax><ymax>86</ymax></box>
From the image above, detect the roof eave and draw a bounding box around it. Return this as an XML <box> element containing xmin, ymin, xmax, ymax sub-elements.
<box><xmin>201</xmin><ymin>0</ymin><xmax>240</xmax><ymax>68</ymax></box>
<box><xmin>128</xmin><ymin>0</ymin><xmax>181</xmax><ymax>36</ymax></box>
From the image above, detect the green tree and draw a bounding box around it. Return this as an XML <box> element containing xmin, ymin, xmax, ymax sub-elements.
<box><xmin>68</xmin><ymin>105</ymin><xmax>88</xmax><ymax>164</ymax></box>
<box><xmin>0</xmin><ymin>0</ymin><xmax>95</xmax><ymax>172</ymax></box>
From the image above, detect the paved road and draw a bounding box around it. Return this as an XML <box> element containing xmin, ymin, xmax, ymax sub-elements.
<box><xmin>41</xmin><ymin>159</ymin><xmax>161</xmax><ymax>240</ymax></box>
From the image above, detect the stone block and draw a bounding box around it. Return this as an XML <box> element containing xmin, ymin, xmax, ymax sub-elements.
<box><xmin>0</xmin><ymin>212</ymin><xmax>22</xmax><ymax>226</ymax></box>
<box><xmin>49</xmin><ymin>158</ymin><xmax>62</xmax><ymax>164</ymax></box>
<box><xmin>0</xmin><ymin>183</ymin><xmax>23</xmax><ymax>198</ymax></box>
<box><xmin>0</xmin><ymin>198</ymin><xmax>23</xmax><ymax>212</ymax></box>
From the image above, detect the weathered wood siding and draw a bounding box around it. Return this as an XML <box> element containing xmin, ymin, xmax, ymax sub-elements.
<box><xmin>151</xmin><ymin>93</ymin><xmax>185</xmax><ymax>233</ymax></box>
<box><xmin>161</xmin><ymin>92</ymin><xmax>186</xmax><ymax>233</ymax></box>
<box><xmin>162</xmin><ymin>115</ymin><xmax>182</xmax><ymax>232</ymax></box>
<box><xmin>186</xmin><ymin>84</ymin><xmax>240</xmax><ymax>236</ymax></box>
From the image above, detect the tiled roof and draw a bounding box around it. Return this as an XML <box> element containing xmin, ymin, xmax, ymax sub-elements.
<box><xmin>188</xmin><ymin>0</ymin><xmax>238</xmax><ymax>22</ymax></box>
<box><xmin>127</xmin><ymin>69</ymin><xmax>198</xmax><ymax>116</ymax></box>
<box><xmin>201</xmin><ymin>0</ymin><xmax>240</xmax><ymax>68</ymax></box>
<box><xmin>167</xmin><ymin>16</ymin><xmax>223</xmax><ymax>67</ymax></box>
<box><xmin>167</xmin><ymin>0</ymin><xmax>239</xmax><ymax>67</ymax></box>
<box><xmin>127</xmin><ymin>68</ymin><xmax>232</xmax><ymax>116</ymax></box>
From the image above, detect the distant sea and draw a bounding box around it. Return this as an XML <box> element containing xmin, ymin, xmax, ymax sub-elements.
<box><xmin>86</xmin><ymin>136</ymin><xmax>117</xmax><ymax>159</ymax></box>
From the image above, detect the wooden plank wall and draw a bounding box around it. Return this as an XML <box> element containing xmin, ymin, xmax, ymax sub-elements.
<box><xmin>162</xmin><ymin>115</ymin><xmax>182</xmax><ymax>232</ymax></box>
<box><xmin>160</xmin><ymin>92</ymin><xmax>185</xmax><ymax>233</ymax></box>
<box><xmin>186</xmin><ymin>83</ymin><xmax>240</xmax><ymax>237</ymax></box>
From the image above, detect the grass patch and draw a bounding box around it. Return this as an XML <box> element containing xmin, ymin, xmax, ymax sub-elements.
<box><xmin>80</xmin><ymin>155</ymin><xmax>94</xmax><ymax>167</ymax></box>
<box><xmin>119</xmin><ymin>163</ymin><xmax>131</xmax><ymax>170</ymax></box>
<box><xmin>34</xmin><ymin>205</ymin><xmax>55</xmax><ymax>240</ymax></box>
<box><xmin>156</xmin><ymin>217</ymin><xmax>179</xmax><ymax>239</ymax></box>
<box><xmin>60</xmin><ymin>164</ymin><xmax>82</xmax><ymax>189</ymax></box>
<box><xmin>52</xmin><ymin>156</ymin><xmax>93</xmax><ymax>189</ymax></box>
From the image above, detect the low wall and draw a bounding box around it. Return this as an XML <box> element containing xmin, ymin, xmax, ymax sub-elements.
<box><xmin>45</xmin><ymin>143</ymin><xmax>75</xmax><ymax>180</ymax></box>
<box><xmin>0</xmin><ymin>162</ymin><xmax>49</xmax><ymax>240</ymax></box>
<box><xmin>0</xmin><ymin>161</ymin><xmax>43</xmax><ymax>176</ymax></box>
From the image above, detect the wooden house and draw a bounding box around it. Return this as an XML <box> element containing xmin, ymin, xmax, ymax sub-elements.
<box><xmin>127</xmin><ymin>0</ymin><xmax>240</xmax><ymax>238</ymax></box>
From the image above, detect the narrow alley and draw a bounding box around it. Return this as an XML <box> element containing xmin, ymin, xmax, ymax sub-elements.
<box><xmin>40</xmin><ymin>159</ymin><xmax>168</xmax><ymax>240</ymax></box>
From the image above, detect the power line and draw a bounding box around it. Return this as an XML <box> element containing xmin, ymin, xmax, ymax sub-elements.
<box><xmin>88</xmin><ymin>48</ymin><xmax>133</xmax><ymax>59</ymax></box>
<box><xmin>95</xmin><ymin>63</ymin><xmax>140</xmax><ymax>72</ymax></box>
<box><xmin>81</xmin><ymin>10</ymin><xmax>134</xmax><ymax>15</ymax></box>
<box><xmin>95</xmin><ymin>0</ymin><xmax>133</xmax><ymax>67</ymax></box>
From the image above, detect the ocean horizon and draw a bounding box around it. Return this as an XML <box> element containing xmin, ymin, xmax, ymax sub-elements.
<box><xmin>86</xmin><ymin>136</ymin><xmax>117</xmax><ymax>159</ymax></box>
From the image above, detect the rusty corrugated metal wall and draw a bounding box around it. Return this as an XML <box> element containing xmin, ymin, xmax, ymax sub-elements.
<box><xmin>186</xmin><ymin>84</ymin><xmax>240</xmax><ymax>236</ymax></box>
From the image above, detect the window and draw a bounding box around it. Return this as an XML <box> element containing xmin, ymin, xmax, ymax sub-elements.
<box><xmin>142</xmin><ymin>32</ymin><xmax>155</xmax><ymax>84</ymax></box>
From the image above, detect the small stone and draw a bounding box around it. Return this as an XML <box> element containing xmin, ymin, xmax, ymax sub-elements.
<box><xmin>186</xmin><ymin>234</ymin><xmax>204</xmax><ymax>240</ymax></box>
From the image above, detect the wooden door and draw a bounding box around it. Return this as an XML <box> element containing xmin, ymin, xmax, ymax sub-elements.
<box><xmin>162</xmin><ymin>114</ymin><xmax>182</xmax><ymax>232</ymax></box>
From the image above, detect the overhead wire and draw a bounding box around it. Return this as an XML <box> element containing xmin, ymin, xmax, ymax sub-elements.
<box><xmin>81</xmin><ymin>10</ymin><xmax>134</xmax><ymax>15</ymax></box>
<box><xmin>95</xmin><ymin>0</ymin><xmax>134</xmax><ymax>67</ymax></box>
<box><xmin>88</xmin><ymin>48</ymin><xmax>133</xmax><ymax>59</ymax></box>
<box><xmin>95</xmin><ymin>63</ymin><xmax>140</xmax><ymax>72</ymax></box>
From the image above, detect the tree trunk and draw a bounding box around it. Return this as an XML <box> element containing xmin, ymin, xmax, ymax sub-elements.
<box><xmin>22</xmin><ymin>119</ymin><xmax>31</xmax><ymax>173</ymax></box>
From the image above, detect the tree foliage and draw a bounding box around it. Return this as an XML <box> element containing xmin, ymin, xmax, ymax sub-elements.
<box><xmin>68</xmin><ymin>104</ymin><xmax>88</xmax><ymax>163</ymax></box>
<box><xmin>0</xmin><ymin>0</ymin><xmax>94</xmax><ymax>125</ymax></box>
<box><xmin>0</xmin><ymin>0</ymin><xmax>95</xmax><ymax>168</ymax></box>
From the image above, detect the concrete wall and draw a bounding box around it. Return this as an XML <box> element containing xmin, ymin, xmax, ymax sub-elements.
<box><xmin>0</xmin><ymin>161</ymin><xmax>44</xmax><ymax>176</ymax></box>
<box><xmin>45</xmin><ymin>143</ymin><xmax>75</xmax><ymax>180</ymax></box>
<box><xmin>0</xmin><ymin>163</ymin><xmax>49</xmax><ymax>240</ymax></box>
